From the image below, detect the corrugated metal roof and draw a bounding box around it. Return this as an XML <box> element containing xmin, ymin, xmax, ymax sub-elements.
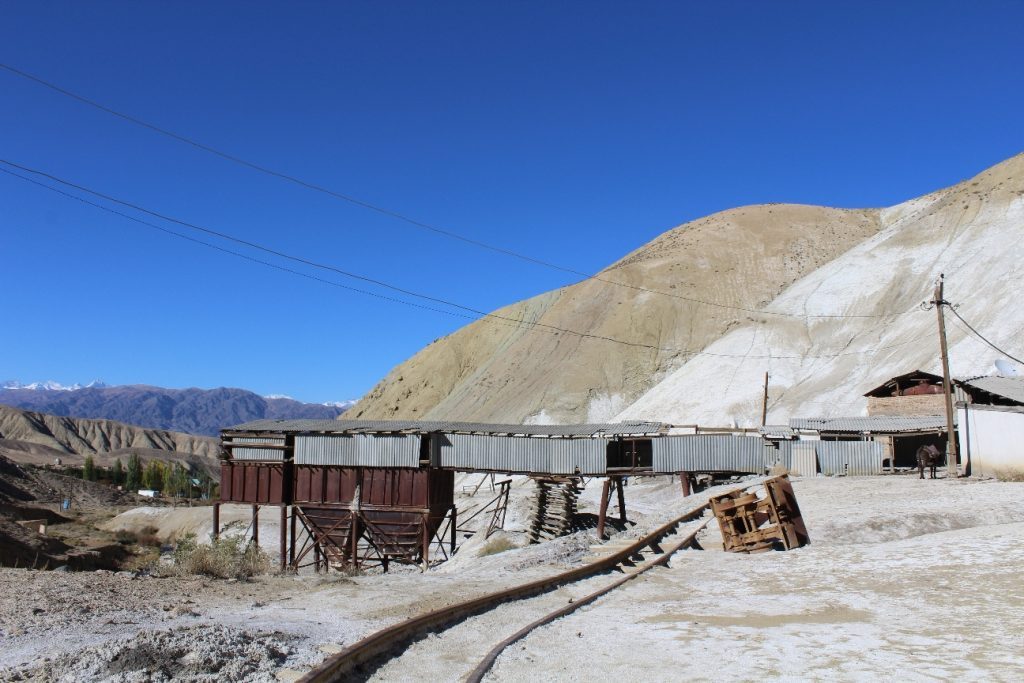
<box><xmin>759</xmin><ymin>425</ymin><xmax>796</xmax><ymax>439</ymax></box>
<box><xmin>224</xmin><ymin>418</ymin><xmax>665</xmax><ymax>438</ymax></box>
<box><xmin>789</xmin><ymin>415</ymin><xmax>954</xmax><ymax>433</ymax></box>
<box><xmin>959</xmin><ymin>376</ymin><xmax>1024</xmax><ymax>405</ymax></box>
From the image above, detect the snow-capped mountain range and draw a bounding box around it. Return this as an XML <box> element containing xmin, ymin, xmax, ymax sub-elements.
<box><xmin>1</xmin><ymin>379</ymin><xmax>108</xmax><ymax>391</ymax></box>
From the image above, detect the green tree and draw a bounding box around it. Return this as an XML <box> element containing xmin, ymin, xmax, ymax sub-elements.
<box><xmin>111</xmin><ymin>458</ymin><xmax>124</xmax><ymax>486</ymax></box>
<box><xmin>82</xmin><ymin>455</ymin><xmax>96</xmax><ymax>482</ymax></box>
<box><xmin>163</xmin><ymin>463</ymin><xmax>186</xmax><ymax>498</ymax></box>
<box><xmin>143</xmin><ymin>460</ymin><xmax>165</xmax><ymax>491</ymax></box>
<box><xmin>126</xmin><ymin>453</ymin><xmax>142</xmax><ymax>491</ymax></box>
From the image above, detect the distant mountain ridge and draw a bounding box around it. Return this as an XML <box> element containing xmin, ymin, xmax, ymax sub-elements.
<box><xmin>0</xmin><ymin>404</ymin><xmax>219</xmax><ymax>475</ymax></box>
<box><xmin>0</xmin><ymin>384</ymin><xmax>354</xmax><ymax>436</ymax></box>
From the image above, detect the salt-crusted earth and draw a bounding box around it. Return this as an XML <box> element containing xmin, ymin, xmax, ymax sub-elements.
<box><xmin>1</xmin><ymin>476</ymin><xmax>1022</xmax><ymax>681</ymax></box>
<box><xmin>488</xmin><ymin>477</ymin><xmax>1024</xmax><ymax>682</ymax></box>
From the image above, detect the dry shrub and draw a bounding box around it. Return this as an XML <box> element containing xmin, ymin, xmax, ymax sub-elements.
<box><xmin>172</xmin><ymin>533</ymin><xmax>270</xmax><ymax>580</ymax></box>
<box><xmin>993</xmin><ymin>468</ymin><xmax>1024</xmax><ymax>482</ymax></box>
<box><xmin>479</xmin><ymin>536</ymin><xmax>516</xmax><ymax>556</ymax></box>
<box><xmin>769</xmin><ymin>463</ymin><xmax>790</xmax><ymax>477</ymax></box>
<box><xmin>137</xmin><ymin>525</ymin><xmax>161</xmax><ymax>547</ymax></box>
<box><xmin>114</xmin><ymin>530</ymin><xmax>138</xmax><ymax>545</ymax></box>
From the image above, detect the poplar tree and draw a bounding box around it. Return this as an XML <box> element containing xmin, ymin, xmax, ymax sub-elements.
<box><xmin>126</xmin><ymin>453</ymin><xmax>143</xmax><ymax>491</ymax></box>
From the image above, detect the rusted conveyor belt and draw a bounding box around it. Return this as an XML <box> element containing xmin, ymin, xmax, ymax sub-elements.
<box><xmin>297</xmin><ymin>500</ymin><xmax>712</xmax><ymax>683</ymax></box>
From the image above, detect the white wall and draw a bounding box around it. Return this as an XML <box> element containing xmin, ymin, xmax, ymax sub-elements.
<box><xmin>958</xmin><ymin>405</ymin><xmax>1024</xmax><ymax>477</ymax></box>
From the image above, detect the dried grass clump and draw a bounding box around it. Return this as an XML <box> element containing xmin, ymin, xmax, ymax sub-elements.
<box><xmin>172</xmin><ymin>533</ymin><xmax>270</xmax><ymax>580</ymax></box>
<box><xmin>479</xmin><ymin>536</ymin><xmax>516</xmax><ymax>556</ymax></box>
<box><xmin>992</xmin><ymin>468</ymin><xmax>1024</xmax><ymax>482</ymax></box>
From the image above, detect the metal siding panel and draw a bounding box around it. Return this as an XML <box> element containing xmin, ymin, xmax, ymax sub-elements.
<box><xmin>548</xmin><ymin>438</ymin><xmax>607</xmax><ymax>475</ymax></box>
<box><xmin>294</xmin><ymin>435</ymin><xmax>420</xmax><ymax>467</ymax></box>
<box><xmin>764</xmin><ymin>441</ymin><xmax>792</xmax><ymax>470</ymax></box>
<box><xmin>440</xmin><ymin>434</ymin><xmax>539</xmax><ymax>473</ymax></box>
<box><xmin>230</xmin><ymin>436</ymin><xmax>285</xmax><ymax>461</ymax></box>
<box><xmin>356</xmin><ymin>434</ymin><xmax>421</xmax><ymax>468</ymax></box>
<box><xmin>815</xmin><ymin>441</ymin><xmax>884</xmax><ymax>476</ymax></box>
<box><xmin>294</xmin><ymin>435</ymin><xmax>359</xmax><ymax>466</ymax></box>
<box><xmin>652</xmin><ymin>435</ymin><xmax>765</xmax><ymax>473</ymax></box>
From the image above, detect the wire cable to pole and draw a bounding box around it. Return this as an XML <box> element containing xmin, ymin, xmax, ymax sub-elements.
<box><xmin>0</xmin><ymin>62</ymin><xmax>912</xmax><ymax>321</ymax></box>
<box><xmin>948</xmin><ymin>307</ymin><xmax>1024</xmax><ymax>366</ymax></box>
<box><xmin>0</xmin><ymin>163</ymin><xmax>929</xmax><ymax>361</ymax></box>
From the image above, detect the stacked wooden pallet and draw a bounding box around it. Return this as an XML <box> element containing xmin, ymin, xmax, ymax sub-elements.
<box><xmin>528</xmin><ymin>476</ymin><xmax>580</xmax><ymax>542</ymax></box>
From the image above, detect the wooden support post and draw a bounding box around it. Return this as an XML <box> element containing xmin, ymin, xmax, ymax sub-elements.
<box><xmin>251</xmin><ymin>504</ymin><xmax>259</xmax><ymax>548</ymax></box>
<box><xmin>314</xmin><ymin>543</ymin><xmax>321</xmax><ymax>573</ymax></box>
<box><xmin>761</xmin><ymin>371</ymin><xmax>769</xmax><ymax>426</ymax></box>
<box><xmin>279</xmin><ymin>505</ymin><xmax>287</xmax><ymax>571</ymax></box>
<box><xmin>212</xmin><ymin>502</ymin><xmax>220</xmax><ymax>541</ymax></box>
<box><xmin>289</xmin><ymin>506</ymin><xmax>296</xmax><ymax>569</ymax></box>
<box><xmin>615</xmin><ymin>477</ymin><xmax>627</xmax><ymax>524</ymax></box>
<box><xmin>597</xmin><ymin>478</ymin><xmax>611</xmax><ymax>540</ymax></box>
<box><xmin>932</xmin><ymin>274</ymin><xmax>959</xmax><ymax>477</ymax></box>
<box><xmin>680</xmin><ymin>472</ymin><xmax>691</xmax><ymax>497</ymax></box>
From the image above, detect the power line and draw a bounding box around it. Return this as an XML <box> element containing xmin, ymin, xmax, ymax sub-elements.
<box><xmin>1</xmin><ymin>62</ymin><xmax>909</xmax><ymax>321</ymax></box>
<box><xmin>948</xmin><ymin>307</ymin><xmax>1024</xmax><ymax>366</ymax></box>
<box><xmin>0</xmin><ymin>161</ymin><xmax>928</xmax><ymax>361</ymax></box>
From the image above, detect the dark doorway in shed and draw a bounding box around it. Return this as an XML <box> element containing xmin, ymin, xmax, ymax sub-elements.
<box><xmin>607</xmin><ymin>439</ymin><xmax>652</xmax><ymax>470</ymax></box>
<box><xmin>892</xmin><ymin>433</ymin><xmax>950</xmax><ymax>469</ymax></box>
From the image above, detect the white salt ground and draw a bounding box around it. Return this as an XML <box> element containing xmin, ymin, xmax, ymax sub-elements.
<box><xmin>486</xmin><ymin>476</ymin><xmax>1024</xmax><ymax>682</ymax></box>
<box><xmin>2</xmin><ymin>475</ymin><xmax>1021</xmax><ymax>681</ymax></box>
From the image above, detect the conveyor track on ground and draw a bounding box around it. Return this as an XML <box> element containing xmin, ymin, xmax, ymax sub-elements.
<box><xmin>295</xmin><ymin>499</ymin><xmax>713</xmax><ymax>683</ymax></box>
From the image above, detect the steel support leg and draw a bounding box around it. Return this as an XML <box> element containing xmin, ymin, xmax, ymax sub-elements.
<box><xmin>279</xmin><ymin>505</ymin><xmax>287</xmax><ymax>571</ymax></box>
<box><xmin>289</xmin><ymin>506</ymin><xmax>296</xmax><ymax>569</ymax></box>
<box><xmin>680</xmin><ymin>472</ymin><xmax>691</xmax><ymax>497</ymax></box>
<box><xmin>450</xmin><ymin>506</ymin><xmax>457</xmax><ymax>556</ymax></box>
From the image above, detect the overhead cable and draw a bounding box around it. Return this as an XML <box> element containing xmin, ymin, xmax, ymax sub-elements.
<box><xmin>1</xmin><ymin>161</ymin><xmax>927</xmax><ymax>361</ymax></box>
<box><xmin>947</xmin><ymin>307</ymin><xmax>1024</xmax><ymax>366</ymax></box>
<box><xmin>1</xmin><ymin>62</ymin><xmax>910</xmax><ymax>321</ymax></box>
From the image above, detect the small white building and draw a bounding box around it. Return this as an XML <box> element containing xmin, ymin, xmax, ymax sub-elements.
<box><xmin>957</xmin><ymin>404</ymin><xmax>1024</xmax><ymax>478</ymax></box>
<box><xmin>137</xmin><ymin>489</ymin><xmax>159</xmax><ymax>498</ymax></box>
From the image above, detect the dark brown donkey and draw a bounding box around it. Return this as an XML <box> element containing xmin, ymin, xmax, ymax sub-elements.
<box><xmin>916</xmin><ymin>444</ymin><xmax>943</xmax><ymax>479</ymax></box>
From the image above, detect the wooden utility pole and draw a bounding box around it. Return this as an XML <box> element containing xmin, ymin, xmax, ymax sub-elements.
<box><xmin>761</xmin><ymin>372</ymin><xmax>769</xmax><ymax>426</ymax></box>
<box><xmin>932</xmin><ymin>274</ymin><xmax>959</xmax><ymax>477</ymax></box>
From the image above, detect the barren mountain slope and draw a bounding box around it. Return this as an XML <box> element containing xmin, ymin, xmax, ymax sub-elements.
<box><xmin>0</xmin><ymin>385</ymin><xmax>348</xmax><ymax>436</ymax></box>
<box><xmin>618</xmin><ymin>152</ymin><xmax>1024</xmax><ymax>425</ymax></box>
<box><xmin>349</xmin><ymin>204</ymin><xmax>882</xmax><ymax>423</ymax></box>
<box><xmin>0</xmin><ymin>404</ymin><xmax>219</xmax><ymax>470</ymax></box>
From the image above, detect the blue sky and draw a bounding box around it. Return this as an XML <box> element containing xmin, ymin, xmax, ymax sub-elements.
<box><xmin>1</xmin><ymin>2</ymin><xmax>1022</xmax><ymax>403</ymax></box>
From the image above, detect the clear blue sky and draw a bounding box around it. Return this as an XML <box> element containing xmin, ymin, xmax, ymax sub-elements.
<box><xmin>1</xmin><ymin>2</ymin><xmax>1022</xmax><ymax>403</ymax></box>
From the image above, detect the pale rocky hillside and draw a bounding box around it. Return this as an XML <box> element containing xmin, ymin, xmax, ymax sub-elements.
<box><xmin>348</xmin><ymin>152</ymin><xmax>1024</xmax><ymax>426</ymax></box>
<box><xmin>618</xmin><ymin>152</ymin><xmax>1024</xmax><ymax>425</ymax></box>
<box><xmin>0</xmin><ymin>404</ymin><xmax>219</xmax><ymax>470</ymax></box>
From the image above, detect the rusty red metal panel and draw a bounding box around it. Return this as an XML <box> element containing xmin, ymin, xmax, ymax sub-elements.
<box><xmin>325</xmin><ymin>468</ymin><xmax>342</xmax><ymax>502</ymax></box>
<box><xmin>232</xmin><ymin>463</ymin><xmax>245</xmax><ymax>501</ymax></box>
<box><xmin>219</xmin><ymin>462</ymin><xmax>233</xmax><ymax>501</ymax></box>
<box><xmin>268</xmin><ymin>465</ymin><xmax>284</xmax><ymax>503</ymax></box>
